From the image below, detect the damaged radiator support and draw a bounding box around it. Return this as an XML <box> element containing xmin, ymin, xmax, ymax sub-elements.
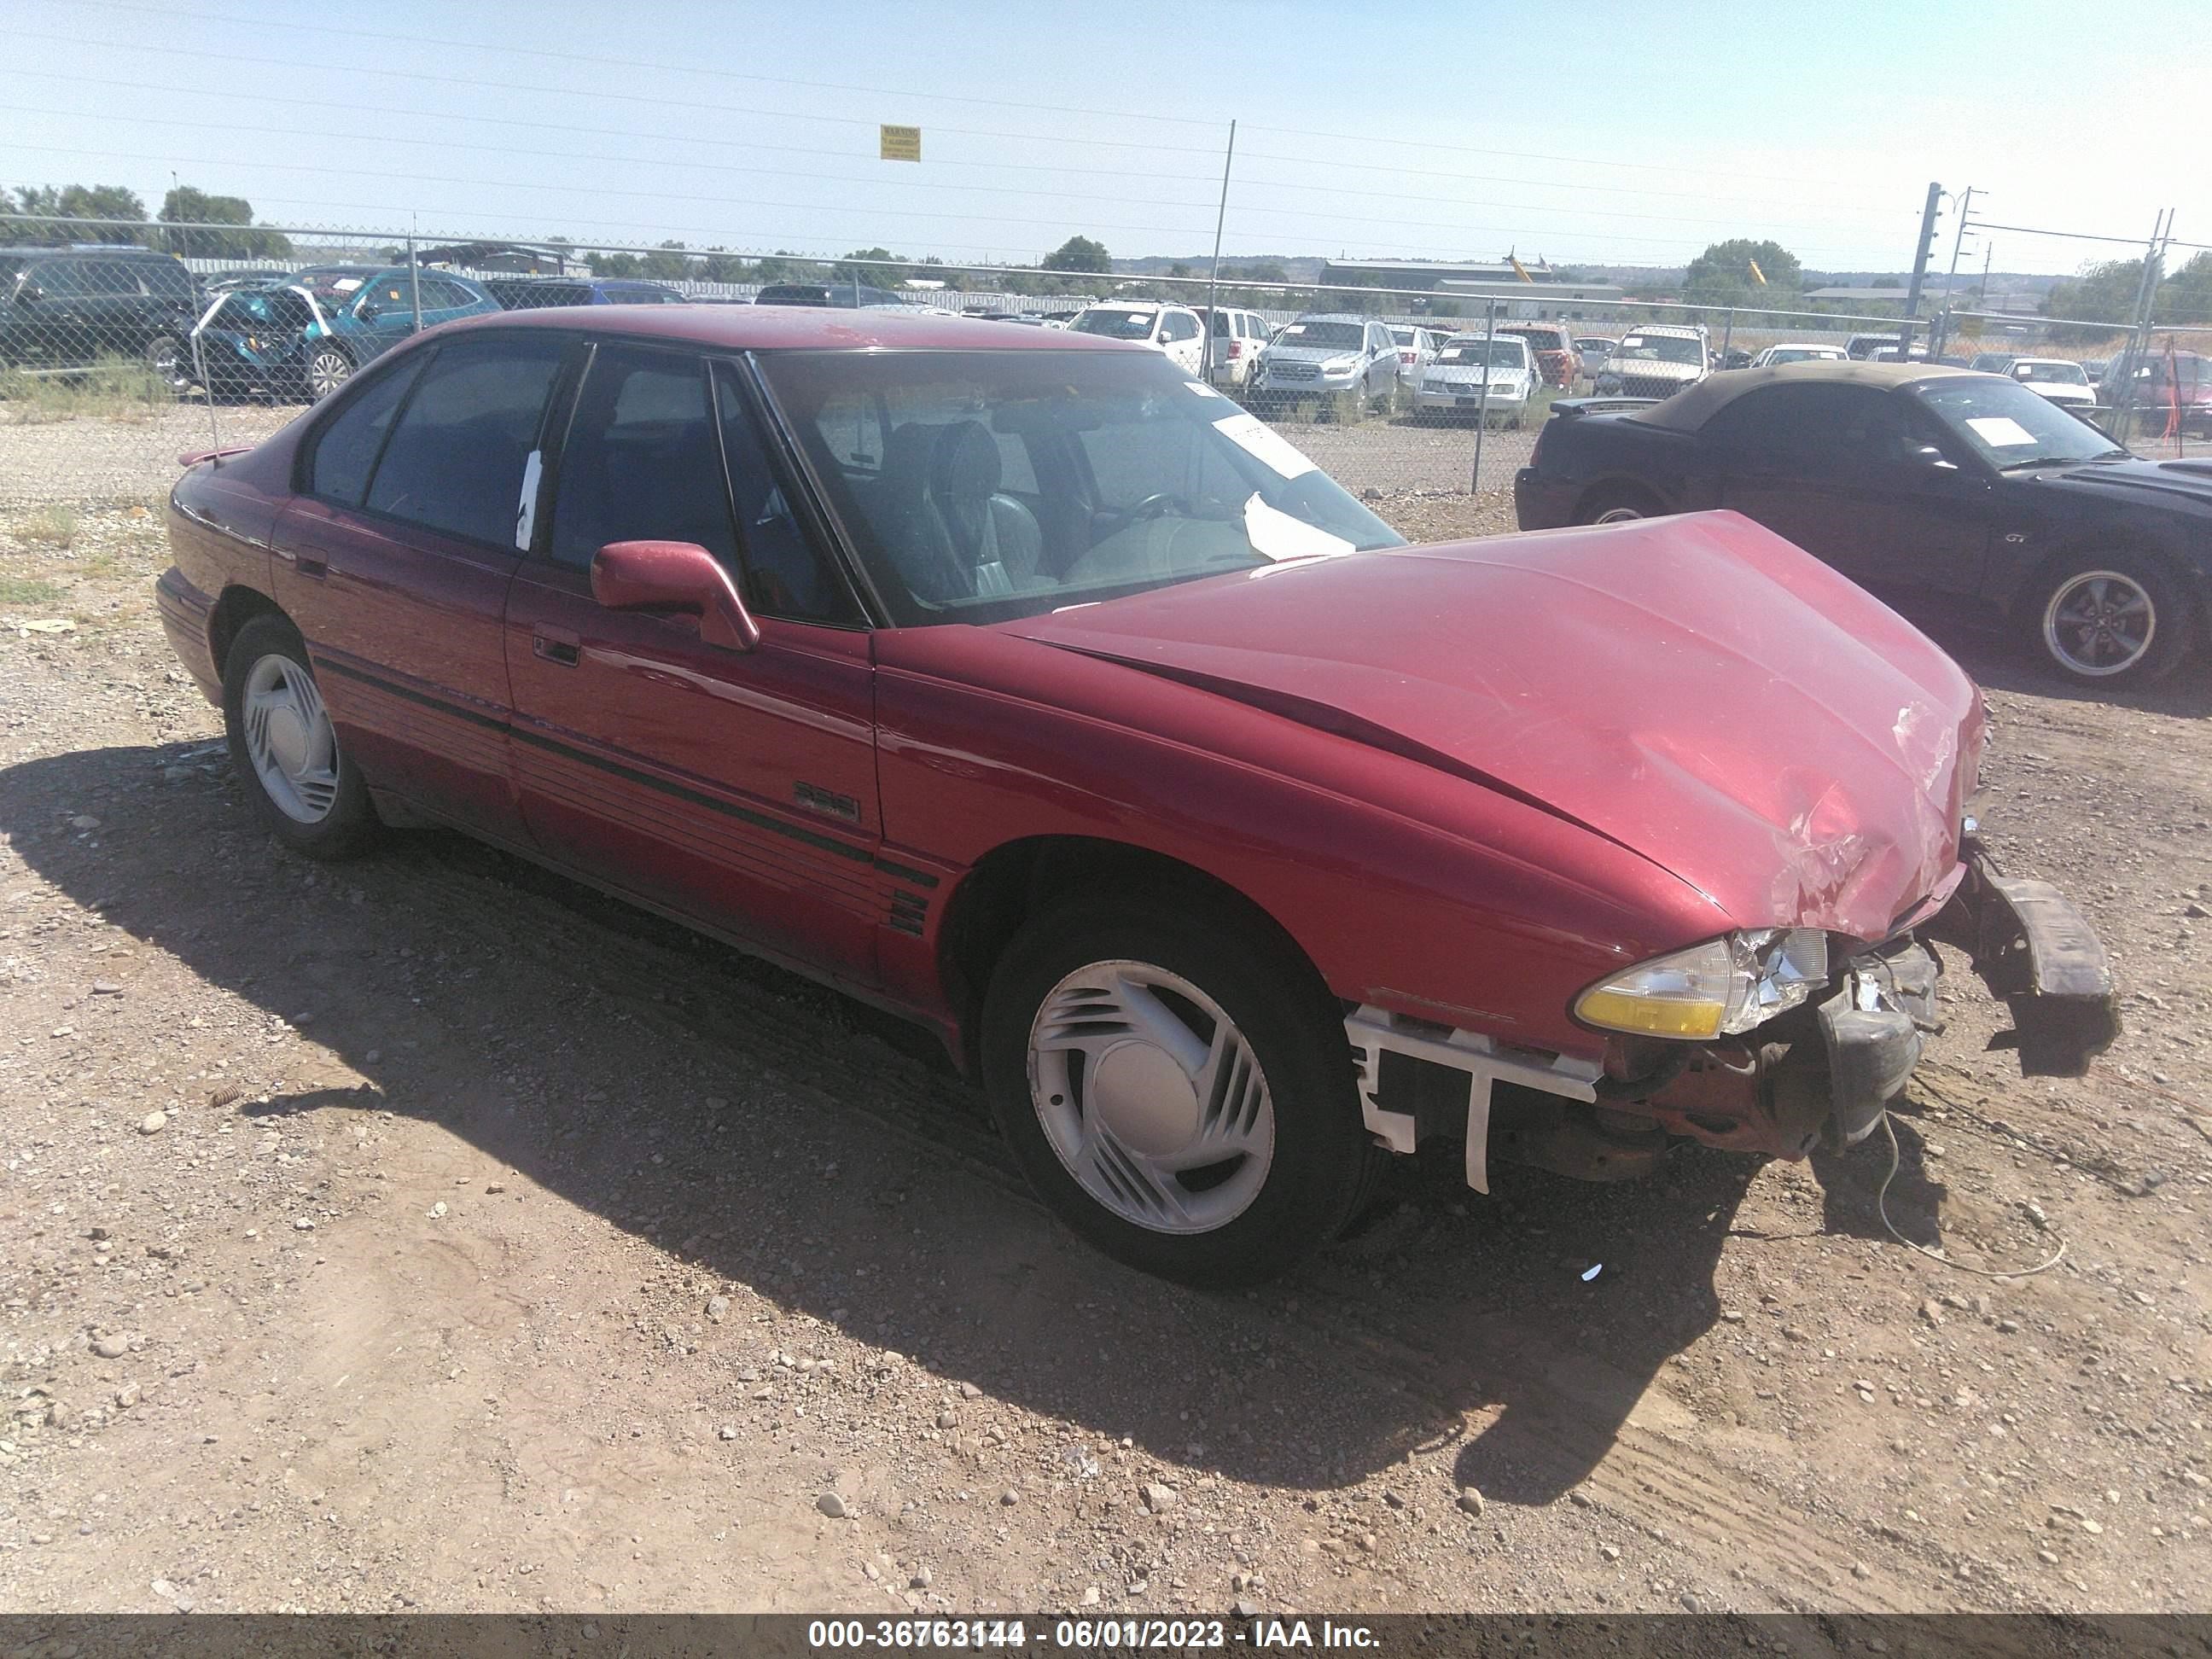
<box><xmin>1346</xmin><ymin>1004</ymin><xmax>1601</xmax><ymax>1193</ymax></box>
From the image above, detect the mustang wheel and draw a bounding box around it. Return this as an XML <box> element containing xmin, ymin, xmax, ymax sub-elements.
<box><xmin>981</xmin><ymin>890</ymin><xmax>1378</xmax><ymax>1288</ymax></box>
<box><xmin>222</xmin><ymin>614</ymin><xmax>378</xmax><ymax>858</ymax></box>
<box><xmin>304</xmin><ymin>344</ymin><xmax>353</xmax><ymax>401</ymax></box>
<box><xmin>2029</xmin><ymin>555</ymin><xmax>2190</xmax><ymax>686</ymax></box>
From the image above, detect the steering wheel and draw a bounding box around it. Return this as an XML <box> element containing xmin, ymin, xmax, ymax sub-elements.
<box><xmin>1126</xmin><ymin>492</ymin><xmax>1192</xmax><ymax>521</ymax></box>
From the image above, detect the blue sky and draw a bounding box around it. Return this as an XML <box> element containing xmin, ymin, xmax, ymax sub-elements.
<box><xmin>3</xmin><ymin>0</ymin><xmax>2203</xmax><ymax>275</ymax></box>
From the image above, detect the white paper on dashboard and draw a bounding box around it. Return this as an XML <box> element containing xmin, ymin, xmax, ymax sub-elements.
<box><xmin>1213</xmin><ymin>412</ymin><xmax>1318</xmax><ymax>479</ymax></box>
<box><xmin>1965</xmin><ymin>416</ymin><xmax>2038</xmax><ymax>447</ymax></box>
<box><xmin>1243</xmin><ymin>493</ymin><xmax>1353</xmax><ymax>562</ymax></box>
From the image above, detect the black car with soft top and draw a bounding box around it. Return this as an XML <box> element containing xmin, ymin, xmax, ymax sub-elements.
<box><xmin>1514</xmin><ymin>362</ymin><xmax>2212</xmax><ymax>685</ymax></box>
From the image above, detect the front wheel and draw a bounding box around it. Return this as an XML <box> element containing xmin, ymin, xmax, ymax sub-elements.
<box><xmin>222</xmin><ymin>614</ymin><xmax>379</xmax><ymax>859</ymax></box>
<box><xmin>981</xmin><ymin>891</ymin><xmax>1379</xmax><ymax>1288</ymax></box>
<box><xmin>303</xmin><ymin>343</ymin><xmax>353</xmax><ymax>401</ymax></box>
<box><xmin>2027</xmin><ymin>555</ymin><xmax>2192</xmax><ymax>686</ymax></box>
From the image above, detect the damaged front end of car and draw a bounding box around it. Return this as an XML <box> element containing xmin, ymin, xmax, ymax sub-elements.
<box><xmin>1348</xmin><ymin>825</ymin><xmax>2118</xmax><ymax>1191</ymax></box>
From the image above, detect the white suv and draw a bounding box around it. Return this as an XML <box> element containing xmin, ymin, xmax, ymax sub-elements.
<box><xmin>1067</xmin><ymin>302</ymin><xmax>1208</xmax><ymax>375</ymax></box>
<box><xmin>1252</xmin><ymin>314</ymin><xmax>1402</xmax><ymax>412</ymax></box>
<box><xmin>1594</xmin><ymin>324</ymin><xmax>1711</xmax><ymax>399</ymax></box>
<box><xmin>1197</xmin><ymin>306</ymin><xmax>1272</xmax><ymax>389</ymax></box>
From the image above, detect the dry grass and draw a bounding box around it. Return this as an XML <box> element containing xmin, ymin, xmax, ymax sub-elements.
<box><xmin>10</xmin><ymin>504</ymin><xmax>79</xmax><ymax>549</ymax></box>
<box><xmin>0</xmin><ymin>357</ymin><xmax>176</xmax><ymax>425</ymax></box>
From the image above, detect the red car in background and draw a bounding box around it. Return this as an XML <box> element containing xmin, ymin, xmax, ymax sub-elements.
<box><xmin>157</xmin><ymin>306</ymin><xmax>2116</xmax><ymax>1287</ymax></box>
<box><xmin>1499</xmin><ymin>321</ymin><xmax>1580</xmax><ymax>389</ymax></box>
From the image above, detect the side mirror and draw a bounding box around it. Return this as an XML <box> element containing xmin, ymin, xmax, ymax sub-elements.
<box><xmin>14</xmin><ymin>281</ymin><xmax>41</xmax><ymax>303</ymax></box>
<box><xmin>591</xmin><ymin>539</ymin><xmax>760</xmax><ymax>652</ymax></box>
<box><xmin>1905</xmin><ymin>443</ymin><xmax>1957</xmax><ymax>471</ymax></box>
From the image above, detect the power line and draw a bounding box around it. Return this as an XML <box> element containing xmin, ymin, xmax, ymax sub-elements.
<box><xmin>2</xmin><ymin>68</ymin><xmax>1217</xmax><ymax>190</ymax></box>
<box><xmin>53</xmin><ymin>0</ymin><xmax>1233</xmax><ymax>130</ymax></box>
<box><xmin>3</xmin><ymin>30</ymin><xmax>1232</xmax><ymax>157</ymax></box>
<box><xmin>0</xmin><ymin>103</ymin><xmax>1888</xmax><ymax>243</ymax></box>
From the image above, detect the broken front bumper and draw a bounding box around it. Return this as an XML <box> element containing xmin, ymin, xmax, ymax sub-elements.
<box><xmin>1349</xmin><ymin>841</ymin><xmax>2118</xmax><ymax>1188</ymax></box>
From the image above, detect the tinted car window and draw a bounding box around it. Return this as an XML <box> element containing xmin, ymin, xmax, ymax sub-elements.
<box><xmin>34</xmin><ymin>259</ymin><xmax>92</xmax><ymax>298</ymax></box>
<box><xmin>420</xmin><ymin>277</ymin><xmax>479</xmax><ymax>309</ymax></box>
<box><xmin>711</xmin><ymin>362</ymin><xmax>856</xmax><ymax>625</ymax></box>
<box><xmin>139</xmin><ymin>259</ymin><xmax>195</xmax><ymax>299</ymax></box>
<box><xmin>1703</xmin><ymin>384</ymin><xmax>1923</xmax><ymax>471</ymax></box>
<box><xmin>365</xmin><ymin>335</ymin><xmax>565</xmax><ymax>544</ymax></box>
<box><xmin>1162</xmin><ymin>311</ymin><xmax>1200</xmax><ymax>342</ymax></box>
<box><xmin>308</xmin><ymin>354</ymin><xmax>428</xmax><ymax>506</ymax></box>
<box><xmin>550</xmin><ymin>345</ymin><xmax>735</xmax><ymax>572</ymax></box>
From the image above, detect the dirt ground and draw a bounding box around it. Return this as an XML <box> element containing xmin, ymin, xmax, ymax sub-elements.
<box><xmin>2</xmin><ymin>426</ymin><xmax>2210</xmax><ymax>1620</ymax></box>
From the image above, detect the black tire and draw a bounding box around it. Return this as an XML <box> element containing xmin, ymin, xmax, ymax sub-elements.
<box><xmin>221</xmin><ymin>614</ymin><xmax>380</xmax><ymax>859</ymax></box>
<box><xmin>303</xmin><ymin>342</ymin><xmax>354</xmax><ymax>402</ymax></box>
<box><xmin>1574</xmin><ymin>482</ymin><xmax>1666</xmax><ymax>526</ymax></box>
<box><xmin>981</xmin><ymin>888</ymin><xmax>1382</xmax><ymax>1289</ymax></box>
<box><xmin>2021</xmin><ymin>551</ymin><xmax>2194</xmax><ymax>687</ymax></box>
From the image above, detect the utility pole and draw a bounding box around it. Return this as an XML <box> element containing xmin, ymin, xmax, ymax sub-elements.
<box><xmin>1931</xmin><ymin>184</ymin><xmax>1976</xmax><ymax>358</ymax></box>
<box><xmin>1898</xmin><ymin>181</ymin><xmax>1942</xmax><ymax>361</ymax></box>
<box><xmin>2114</xmin><ymin>208</ymin><xmax>2173</xmax><ymax>442</ymax></box>
<box><xmin>1201</xmin><ymin>120</ymin><xmax>1237</xmax><ymax>382</ymax></box>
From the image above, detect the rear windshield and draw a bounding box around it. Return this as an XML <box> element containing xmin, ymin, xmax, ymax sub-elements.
<box><xmin>1505</xmin><ymin>329</ymin><xmax>1567</xmax><ymax>350</ymax></box>
<box><xmin>1071</xmin><ymin>308</ymin><xmax>1158</xmax><ymax>340</ymax></box>
<box><xmin>486</xmin><ymin>279</ymin><xmax>591</xmax><ymax>309</ymax></box>
<box><xmin>209</xmin><ymin>288</ymin><xmax>316</xmax><ymax>332</ymax></box>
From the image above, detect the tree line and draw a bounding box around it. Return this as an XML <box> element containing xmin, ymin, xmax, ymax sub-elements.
<box><xmin>5</xmin><ymin>183</ymin><xmax>294</xmax><ymax>259</ymax></box>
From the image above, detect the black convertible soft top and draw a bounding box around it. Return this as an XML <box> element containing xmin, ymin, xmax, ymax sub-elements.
<box><xmin>1627</xmin><ymin>361</ymin><xmax>1980</xmax><ymax>432</ymax></box>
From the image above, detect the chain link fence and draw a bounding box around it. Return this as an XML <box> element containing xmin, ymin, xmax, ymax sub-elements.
<box><xmin>9</xmin><ymin>210</ymin><xmax>2202</xmax><ymax>522</ymax></box>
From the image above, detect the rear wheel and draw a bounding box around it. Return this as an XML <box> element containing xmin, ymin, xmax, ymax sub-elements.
<box><xmin>2027</xmin><ymin>554</ymin><xmax>2192</xmax><ymax>685</ymax></box>
<box><xmin>222</xmin><ymin>614</ymin><xmax>379</xmax><ymax>859</ymax></box>
<box><xmin>1575</xmin><ymin>483</ymin><xmax>1665</xmax><ymax>525</ymax></box>
<box><xmin>143</xmin><ymin>334</ymin><xmax>187</xmax><ymax>392</ymax></box>
<box><xmin>304</xmin><ymin>343</ymin><xmax>353</xmax><ymax>401</ymax></box>
<box><xmin>981</xmin><ymin>890</ymin><xmax>1379</xmax><ymax>1288</ymax></box>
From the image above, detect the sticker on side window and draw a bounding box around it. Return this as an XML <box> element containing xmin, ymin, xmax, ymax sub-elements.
<box><xmin>515</xmin><ymin>450</ymin><xmax>543</xmax><ymax>550</ymax></box>
<box><xmin>1212</xmin><ymin>411</ymin><xmax>1317</xmax><ymax>479</ymax></box>
<box><xmin>1964</xmin><ymin>416</ymin><xmax>2037</xmax><ymax>447</ymax></box>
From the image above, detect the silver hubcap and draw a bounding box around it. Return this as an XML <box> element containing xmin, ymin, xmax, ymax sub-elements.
<box><xmin>242</xmin><ymin>653</ymin><xmax>341</xmax><ymax>824</ymax></box>
<box><xmin>2043</xmin><ymin>569</ymin><xmax>2154</xmax><ymax>677</ymax></box>
<box><xmin>309</xmin><ymin>351</ymin><xmax>350</xmax><ymax>398</ymax></box>
<box><xmin>1027</xmin><ymin>961</ymin><xmax>1275</xmax><ymax>1235</ymax></box>
<box><xmin>1592</xmin><ymin>505</ymin><xmax>1644</xmax><ymax>524</ymax></box>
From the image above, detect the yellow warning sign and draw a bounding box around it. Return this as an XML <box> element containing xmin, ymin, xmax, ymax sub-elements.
<box><xmin>879</xmin><ymin>125</ymin><xmax>922</xmax><ymax>163</ymax></box>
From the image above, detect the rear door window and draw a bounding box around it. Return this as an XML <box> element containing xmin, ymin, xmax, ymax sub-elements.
<box><xmin>364</xmin><ymin>335</ymin><xmax>566</xmax><ymax>544</ymax></box>
<box><xmin>307</xmin><ymin>355</ymin><xmax>428</xmax><ymax>506</ymax></box>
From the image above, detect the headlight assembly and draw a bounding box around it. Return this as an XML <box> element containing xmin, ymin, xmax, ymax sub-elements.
<box><xmin>1575</xmin><ymin>929</ymin><xmax>1830</xmax><ymax>1040</ymax></box>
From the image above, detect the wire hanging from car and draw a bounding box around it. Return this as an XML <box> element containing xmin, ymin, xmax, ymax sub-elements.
<box><xmin>1873</xmin><ymin>1115</ymin><xmax>2068</xmax><ymax>1280</ymax></box>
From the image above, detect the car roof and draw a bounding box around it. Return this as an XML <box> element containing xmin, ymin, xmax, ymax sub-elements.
<box><xmin>1289</xmin><ymin>312</ymin><xmax>1373</xmax><ymax>324</ymax></box>
<box><xmin>1622</xmin><ymin>323</ymin><xmax>1703</xmax><ymax>335</ymax></box>
<box><xmin>1627</xmin><ymin>361</ymin><xmax>1982</xmax><ymax>431</ymax></box>
<box><xmin>10</xmin><ymin>244</ymin><xmax>178</xmax><ymax>260</ymax></box>
<box><xmin>429</xmin><ymin>304</ymin><xmax>1134</xmax><ymax>355</ymax></box>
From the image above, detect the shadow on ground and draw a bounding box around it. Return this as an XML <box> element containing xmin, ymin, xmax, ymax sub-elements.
<box><xmin>4</xmin><ymin>738</ymin><xmax>1770</xmax><ymax>1505</ymax></box>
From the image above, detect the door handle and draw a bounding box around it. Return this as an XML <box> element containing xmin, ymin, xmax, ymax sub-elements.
<box><xmin>532</xmin><ymin>626</ymin><xmax>580</xmax><ymax>667</ymax></box>
<box><xmin>274</xmin><ymin>545</ymin><xmax>327</xmax><ymax>579</ymax></box>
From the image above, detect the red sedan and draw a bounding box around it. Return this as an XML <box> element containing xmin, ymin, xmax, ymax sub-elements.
<box><xmin>157</xmin><ymin>306</ymin><xmax>2116</xmax><ymax>1286</ymax></box>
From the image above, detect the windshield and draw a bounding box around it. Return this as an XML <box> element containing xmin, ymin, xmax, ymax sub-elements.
<box><xmin>1505</xmin><ymin>330</ymin><xmax>1565</xmax><ymax>352</ymax></box>
<box><xmin>1071</xmin><ymin>308</ymin><xmax>1157</xmax><ymax>340</ymax></box>
<box><xmin>1617</xmin><ymin>334</ymin><xmax>1703</xmax><ymax>365</ymax></box>
<box><xmin>1765</xmin><ymin>347</ymin><xmax>1839</xmax><ymax>364</ymax></box>
<box><xmin>292</xmin><ymin>267</ymin><xmax>379</xmax><ymax>306</ymax></box>
<box><xmin>757</xmin><ymin>348</ymin><xmax>1402</xmax><ymax>628</ymax></box>
<box><xmin>1273</xmin><ymin>320</ymin><xmax>1364</xmax><ymax>351</ymax></box>
<box><xmin>1913</xmin><ymin>376</ymin><xmax>2125</xmax><ymax>469</ymax></box>
<box><xmin>1435</xmin><ymin>338</ymin><xmax>1527</xmax><ymax>367</ymax></box>
<box><xmin>2016</xmin><ymin>361</ymin><xmax>2088</xmax><ymax>385</ymax></box>
<box><xmin>1388</xmin><ymin>327</ymin><xmax>1418</xmax><ymax>346</ymax></box>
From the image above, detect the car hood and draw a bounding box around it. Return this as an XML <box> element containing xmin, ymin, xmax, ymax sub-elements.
<box><xmin>1604</xmin><ymin>357</ymin><xmax>1703</xmax><ymax>380</ymax></box>
<box><xmin>2026</xmin><ymin>453</ymin><xmax>2212</xmax><ymax>510</ymax></box>
<box><xmin>1002</xmin><ymin>512</ymin><xmax>1981</xmax><ymax>940</ymax></box>
<box><xmin>2021</xmin><ymin>381</ymin><xmax>2094</xmax><ymax>401</ymax></box>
